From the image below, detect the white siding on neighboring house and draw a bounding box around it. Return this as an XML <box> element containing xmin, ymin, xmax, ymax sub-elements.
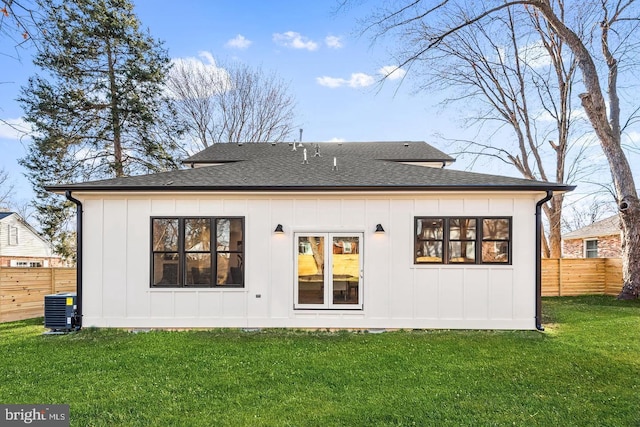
<box><xmin>77</xmin><ymin>191</ymin><xmax>541</xmax><ymax>330</ymax></box>
<box><xmin>0</xmin><ymin>214</ymin><xmax>54</xmax><ymax>258</ymax></box>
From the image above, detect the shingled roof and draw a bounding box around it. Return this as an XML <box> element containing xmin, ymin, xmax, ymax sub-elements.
<box><xmin>184</xmin><ymin>141</ymin><xmax>455</xmax><ymax>165</ymax></box>
<box><xmin>0</xmin><ymin>212</ymin><xmax>14</xmax><ymax>220</ymax></box>
<box><xmin>562</xmin><ymin>215</ymin><xmax>621</xmax><ymax>239</ymax></box>
<box><xmin>46</xmin><ymin>141</ymin><xmax>574</xmax><ymax>193</ymax></box>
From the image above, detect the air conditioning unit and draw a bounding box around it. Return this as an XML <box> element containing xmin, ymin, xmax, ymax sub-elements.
<box><xmin>44</xmin><ymin>293</ymin><xmax>78</xmax><ymax>332</ymax></box>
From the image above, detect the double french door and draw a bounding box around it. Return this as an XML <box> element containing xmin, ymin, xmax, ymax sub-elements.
<box><xmin>294</xmin><ymin>232</ymin><xmax>363</xmax><ymax>309</ymax></box>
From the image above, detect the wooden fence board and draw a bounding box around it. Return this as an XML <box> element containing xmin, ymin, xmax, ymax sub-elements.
<box><xmin>542</xmin><ymin>258</ymin><xmax>622</xmax><ymax>297</ymax></box>
<box><xmin>0</xmin><ymin>267</ymin><xmax>76</xmax><ymax>322</ymax></box>
<box><xmin>604</xmin><ymin>258</ymin><xmax>623</xmax><ymax>296</ymax></box>
<box><xmin>0</xmin><ymin>260</ymin><xmax>627</xmax><ymax>322</ymax></box>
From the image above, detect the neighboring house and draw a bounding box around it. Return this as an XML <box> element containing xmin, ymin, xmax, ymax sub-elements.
<box><xmin>47</xmin><ymin>141</ymin><xmax>573</xmax><ymax>330</ymax></box>
<box><xmin>562</xmin><ymin>215</ymin><xmax>621</xmax><ymax>258</ymax></box>
<box><xmin>0</xmin><ymin>211</ymin><xmax>62</xmax><ymax>267</ymax></box>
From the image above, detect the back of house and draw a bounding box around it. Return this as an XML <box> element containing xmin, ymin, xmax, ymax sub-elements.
<box><xmin>47</xmin><ymin>141</ymin><xmax>573</xmax><ymax>330</ymax></box>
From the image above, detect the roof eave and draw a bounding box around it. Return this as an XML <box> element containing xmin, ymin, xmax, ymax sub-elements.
<box><xmin>180</xmin><ymin>158</ymin><xmax>457</xmax><ymax>166</ymax></box>
<box><xmin>47</xmin><ymin>184</ymin><xmax>576</xmax><ymax>193</ymax></box>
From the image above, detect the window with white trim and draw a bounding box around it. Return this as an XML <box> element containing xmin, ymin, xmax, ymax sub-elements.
<box><xmin>8</xmin><ymin>225</ymin><xmax>18</xmax><ymax>246</ymax></box>
<box><xmin>585</xmin><ymin>239</ymin><xmax>598</xmax><ymax>258</ymax></box>
<box><xmin>295</xmin><ymin>232</ymin><xmax>363</xmax><ymax>309</ymax></box>
<box><xmin>10</xmin><ymin>260</ymin><xmax>43</xmax><ymax>268</ymax></box>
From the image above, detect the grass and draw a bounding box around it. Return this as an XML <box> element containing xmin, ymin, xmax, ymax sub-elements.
<box><xmin>0</xmin><ymin>296</ymin><xmax>639</xmax><ymax>426</ymax></box>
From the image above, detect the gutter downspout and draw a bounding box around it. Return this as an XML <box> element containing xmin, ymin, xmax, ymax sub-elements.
<box><xmin>535</xmin><ymin>190</ymin><xmax>553</xmax><ymax>331</ymax></box>
<box><xmin>65</xmin><ymin>190</ymin><xmax>83</xmax><ymax>330</ymax></box>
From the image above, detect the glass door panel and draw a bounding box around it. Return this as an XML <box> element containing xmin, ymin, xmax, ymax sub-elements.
<box><xmin>331</xmin><ymin>236</ymin><xmax>360</xmax><ymax>306</ymax></box>
<box><xmin>297</xmin><ymin>235</ymin><xmax>326</xmax><ymax>306</ymax></box>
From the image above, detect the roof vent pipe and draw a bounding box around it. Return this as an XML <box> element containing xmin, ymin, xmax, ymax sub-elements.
<box><xmin>333</xmin><ymin>157</ymin><xmax>337</xmax><ymax>171</ymax></box>
<box><xmin>299</xmin><ymin>128</ymin><xmax>303</xmax><ymax>142</ymax></box>
<box><xmin>302</xmin><ymin>148</ymin><xmax>309</xmax><ymax>164</ymax></box>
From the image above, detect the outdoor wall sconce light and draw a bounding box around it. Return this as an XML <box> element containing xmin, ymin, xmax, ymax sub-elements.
<box><xmin>375</xmin><ymin>224</ymin><xmax>385</xmax><ymax>234</ymax></box>
<box><xmin>274</xmin><ymin>224</ymin><xmax>284</xmax><ymax>234</ymax></box>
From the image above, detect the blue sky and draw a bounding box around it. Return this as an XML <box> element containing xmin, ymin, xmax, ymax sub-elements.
<box><xmin>0</xmin><ymin>0</ymin><xmax>637</xmax><ymax>214</ymax></box>
<box><xmin>0</xmin><ymin>0</ymin><xmax>460</xmax><ymax>196</ymax></box>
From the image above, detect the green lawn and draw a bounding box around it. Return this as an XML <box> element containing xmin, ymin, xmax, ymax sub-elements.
<box><xmin>1</xmin><ymin>296</ymin><xmax>639</xmax><ymax>426</ymax></box>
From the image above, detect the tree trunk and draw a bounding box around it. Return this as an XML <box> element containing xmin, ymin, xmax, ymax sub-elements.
<box><xmin>548</xmin><ymin>195</ymin><xmax>563</xmax><ymax>259</ymax></box>
<box><xmin>308</xmin><ymin>236</ymin><xmax>325</xmax><ymax>275</ymax></box>
<box><xmin>106</xmin><ymin>41</ymin><xmax>124</xmax><ymax>177</ymax></box>
<box><xmin>541</xmin><ymin>231</ymin><xmax>550</xmax><ymax>259</ymax></box>
<box><xmin>619</xmin><ymin>199</ymin><xmax>640</xmax><ymax>299</ymax></box>
<box><xmin>537</xmin><ymin>1</ymin><xmax>640</xmax><ymax>298</ymax></box>
<box><xmin>541</xmin><ymin>194</ymin><xmax>563</xmax><ymax>258</ymax></box>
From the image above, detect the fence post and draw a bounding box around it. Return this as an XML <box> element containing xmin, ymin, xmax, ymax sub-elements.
<box><xmin>51</xmin><ymin>267</ymin><xmax>56</xmax><ymax>294</ymax></box>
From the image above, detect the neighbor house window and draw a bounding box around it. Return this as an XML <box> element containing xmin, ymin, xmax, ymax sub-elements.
<box><xmin>151</xmin><ymin>217</ymin><xmax>244</xmax><ymax>287</ymax></box>
<box><xmin>415</xmin><ymin>217</ymin><xmax>511</xmax><ymax>264</ymax></box>
<box><xmin>8</xmin><ymin>225</ymin><xmax>18</xmax><ymax>246</ymax></box>
<box><xmin>9</xmin><ymin>260</ymin><xmax>41</xmax><ymax>267</ymax></box>
<box><xmin>585</xmin><ymin>239</ymin><xmax>598</xmax><ymax>258</ymax></box>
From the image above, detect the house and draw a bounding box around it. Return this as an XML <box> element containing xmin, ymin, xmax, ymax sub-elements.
<box><xmin>0</xmin><ymin>211</ymin><xmax>62</xmax><ymax>267</ymax></box>
<box><xmin>562</xmin><ymin>215</ymin><xmax>621</xmax><ymax>258</ymax></box>
<box><xmin>47</xmin><ymin>141</ymin><xmax>573</xmax><ymax>330</ymax></box>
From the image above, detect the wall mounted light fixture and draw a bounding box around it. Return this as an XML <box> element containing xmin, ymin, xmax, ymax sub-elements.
<box><xmin>274</xmin><ymin>224</ymin><xmax>284</xmax><ymax>234</ymax></box>
<box><xmin>375</xmin><ymin>224</ymin><xmax>385</xmax><ymax>234</ymax></box>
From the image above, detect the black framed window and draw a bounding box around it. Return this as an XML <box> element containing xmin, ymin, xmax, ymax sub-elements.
<box><xmin>151</xmin><ymin>217</ymin><xmax>244</xmax><ymax>287</ymax></box>
<box><xmin>448</xmin><ymin>218</ymin><xmax>476</xmax><ymax>263</ymax></box>
<box><xmin>415</xmin><ymin>217</ymin><xmax>511</xmax><ymax>265</ymax></box>
<box><xmin>481</xmin><ymin>218</ymin><xmax>511</xmax><ymax>263</ymax></box>
<box><xmin>415</xmin><ymin>218</ymin><xmax>444</xmax><ymax>263</ymax></box>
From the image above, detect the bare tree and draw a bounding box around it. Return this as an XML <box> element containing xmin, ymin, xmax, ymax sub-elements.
<box><xmin>405</xmin><ymin>4</ymin><xmax>587</xmax><ymax>258</ymax></box>
<box><xmin>0</xmin><ymin>168</ymin><xmax>36</xmax><ymax>222</ymax></box>
<box><xmin>166</xmin><ymin>56</ymin><xmax>297</xmax><ymax>151</ymax></box>
<box><xmin>1</xmin><ymin>0</ymin><xmax>41</xmax><ymax>130</ymax></box>
<box><xmin>0</xmin><ymin>166</ymin><xmax>13</xmax><ymax>208</ymax></box>
<box><xmin>8</xmin><ymin>198</ymin><xmax>35</xmax><ymax>221</ymax></box>
<box><xmin>561</xmin><ymin>196</ymin><xmax>617</xmax><ymax>233</ymax></box>
<box><xmin>355</xmin><ymin>0</ymin><xmax>640</xmax><ymax>299</ymax></box>
<box><xmin>165</xmin><ymin>55</ymin><xmax>223</xmax><ymax>149</ymax></box>
<box><xmin>0</xmin><ymin>0</ymin><xmax>44</xmax><ymax>57</ymax></box>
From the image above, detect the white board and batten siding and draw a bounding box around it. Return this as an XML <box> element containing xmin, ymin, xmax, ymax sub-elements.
<box><xmin>79</xmin><ymin>192</ymin><xmax>540</xmax><ymax>330</ymax></box>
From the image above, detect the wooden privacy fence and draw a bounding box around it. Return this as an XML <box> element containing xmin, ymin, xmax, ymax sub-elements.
<box><xmin>0</xmin><ymin>260</ymin><xmax>625</xmax><ymax>322</ymax></box>
<box><xmin>542</xmin><ymin>258</ymin><xmax>623</xmax><ymax>296</ymax></box>
<box><xmin>0</xmin><ymin>267</ymin><xmax>76</xmax><ymax>323</ymax></box>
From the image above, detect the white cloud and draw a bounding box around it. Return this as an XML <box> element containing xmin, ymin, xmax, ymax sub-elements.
<box><xmin>349</xmin><ymin>73</ymin><xmax>375</xmax><ymax>87</ymax></box>
<box><xmin>316</xmin><ymin>76</ymin><xmax>346</xmax><ymax>88</ymax></box>
<box><xmin>316</xmin><ymin>73</ymin><xmax>375</xmax><ymax>88</ymax></box>
<box><xmin>0</xmin><ymin>118</ymin><xmax>30</xmax><ymax>140</ymax></box>
<box><xmin>197</xmin><ymin>50</ymin><xmax>216</xmax><ymax>65</ymax></box>
<box><xmin>167</xmin><ymin>52</ymin><xmax>231</xmax><ymax>99</ymax></box>
<box><xmin>316</xmin><ymin>67</ymin><xmax>406</xmax><ymax>89</ymax></box>
<box><xmin>325</xmin><ymin>35</ymin><xmax>343</xmax><ymax>49</ymax></box>
<box><xmin>520</xmin><ymin>40</ymin><xmax>552</xmax><ymax>68</ymax></box>
<box><xmin>273</xmin><ymin>31</ymin><xmax>318</xmax><ymax>51</ymax></box>
<box><xmin>378</xmin><ymin>65</ymin><xmax>406</xmax><ymax>80</ymax></box>
<box><xmin>225</xmin><ymin>34</ymin><xmax>252</xmax><ymax>50</ymax></box>
<box><xmin>325</xmin><ymin>137</ymin><xmax>346</xmax><ymax>143</ymax></box>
